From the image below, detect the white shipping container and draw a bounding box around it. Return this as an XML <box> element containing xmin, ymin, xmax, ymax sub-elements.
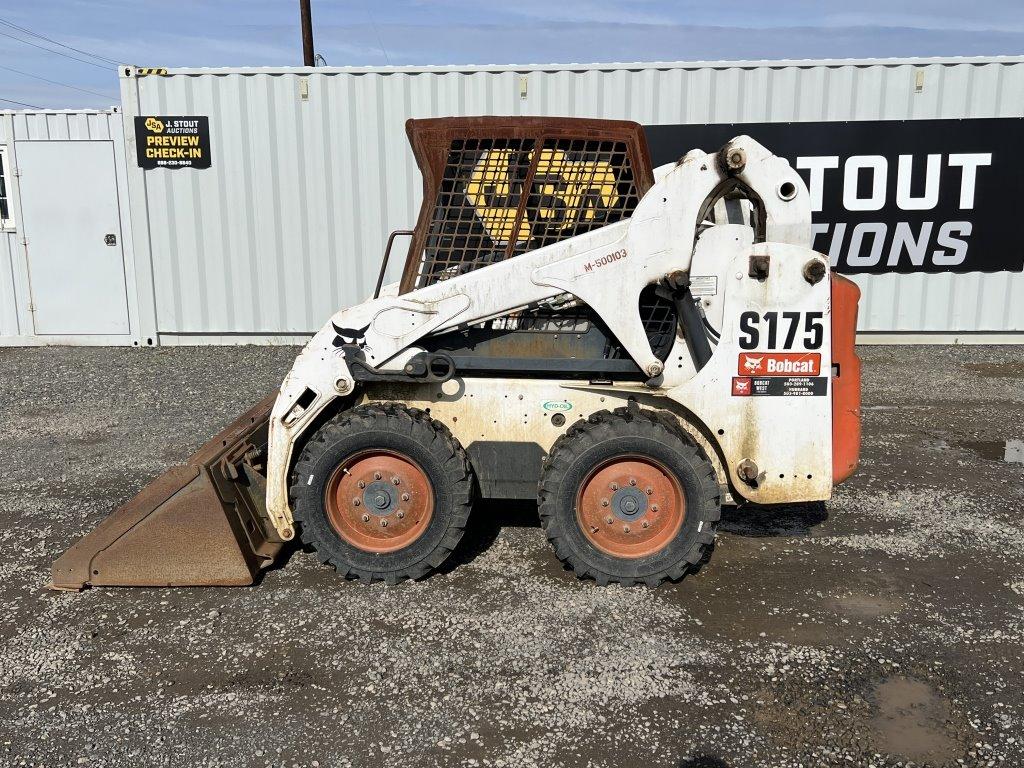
<box><xmin>5</xmin><ymin>57</ymin><xmax>1023</xmax><ymax>346</ymax></box>
<box><xmin>0</xmin><ymin>109</ymin><xmax>144</xmax><ymax>346</ymax></box>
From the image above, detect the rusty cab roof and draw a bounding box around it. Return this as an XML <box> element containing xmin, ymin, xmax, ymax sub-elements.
<box><xmin>399</xmin><ymin>116</ymin><xmax>655</xmax><ymax>293</ymax></box>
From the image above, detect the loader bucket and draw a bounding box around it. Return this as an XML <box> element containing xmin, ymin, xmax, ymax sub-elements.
<box><xmin>51</xmin><ymin>394</ymin><xmax>285</xmax><ymax>590</ymax></box>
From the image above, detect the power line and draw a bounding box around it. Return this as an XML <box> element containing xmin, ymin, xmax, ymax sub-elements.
<box><xmin>0</xmin><ymin>96</ymin><xmax>43</xmax><ymax>109</ymax></box>
<box><xmin>364</xmin><ymin>8</ymin><xmax>392</xmax><ymax>65</ymax></box>
<box><xmin>0</xmin><ymin>63</ymin><xmax>114</xmax><ymax>100</ymax></box>
<box><xmin>0</xmin><ymin>16</ymin><xmax>120</xmax><ymax>66</ymax></box>
<box><xmin>0</xmin><ymin>28</ymin><xmax>111</xmax><ymax>70</ymax></box>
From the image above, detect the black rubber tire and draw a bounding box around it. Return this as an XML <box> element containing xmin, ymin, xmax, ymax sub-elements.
<box><xmin>538</xmin><ymin>406</ymin><xmax>721</xmax><ymax>587</ymax></box>
<box><xmin>289</xmin><ymin>403</ymin><xmax>474</xmax><ymax>584</ymax></box>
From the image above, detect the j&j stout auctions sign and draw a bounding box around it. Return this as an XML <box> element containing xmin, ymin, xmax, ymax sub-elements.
<box><xmin>135</xmin><ymin>115</ymin><xmax>211</xmax><ymax>169</ymax></box>
<box><xmin>644</xmin><ymin>118</ymin><xmax>1023</xmax><ymax>275</ymax></box>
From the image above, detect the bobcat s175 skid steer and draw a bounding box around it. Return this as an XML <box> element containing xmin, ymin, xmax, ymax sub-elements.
<box><xmin>52</xmin><ymin>117</ymin><xmax>861</xmax><ymax>589</ymax></box>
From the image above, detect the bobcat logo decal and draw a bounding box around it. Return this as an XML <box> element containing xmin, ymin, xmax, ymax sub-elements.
<box><xmin>742</xmin><ymin>355</ymin><xmax>764</xmax><ymax>374</ymax></box>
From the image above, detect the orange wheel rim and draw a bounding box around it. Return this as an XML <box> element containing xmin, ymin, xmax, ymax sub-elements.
<box><xmin>325</xmin><ymin>450</ymin><xmax>434</xmax><ymax>553</ymax></box>
<box><xmin>576</xmin><ymin>455</ymin><xmax>685</xmax><ymax>559</ymax></box>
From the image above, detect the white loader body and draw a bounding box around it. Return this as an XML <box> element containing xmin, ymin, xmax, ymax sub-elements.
<box><xmin>264</xmin><ymin>136</ymin><xmax>834</xmax><ymax>541</ymax></box>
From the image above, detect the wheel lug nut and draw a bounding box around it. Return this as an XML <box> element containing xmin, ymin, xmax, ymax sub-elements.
<box><xmin>651</xmin><ymin>505</ymin><xmax>659</xmax><ymax>513</ymax></box>
<box><xmin>361</xmin><ymin>514</ymin><xmax>370</xmax><ymax>523</ymax></box>
<box><xmin>645</xmin><ymin>487</ymin><xmax>653</xmax><ymax>495</ymax></box>
<box><xmin>610</xmin><ymin>483</ymin><xmax>619</xmax><ymax>491</ymax></box>
<box><xmin>629</xmin><ymin>478</ymin><xmax>637</xmax><ymax>486</ymax></box>
<box><xmin>605</xmin><ymin>516</ymin><xmax>613</xmax><ymax>525</ymax></box>
<box><xmin>380</xmin><ymin>519</ymin><xmax>388</xmax><ymax>528</ymax></box>
<box><xmin>392</xmin><ymin>477</ymin><xmax>401</xmax><ymax>486</ymax></box>
<box><xmin>623</xmin><ymin>525</ymin><xmax>631</xmax><ymax>533</ymax></box>
<box><xmin>374</xmin><ymin>472</ymin><xmax>382</xmax><ymax>480</ymax></box>
<box><xmin>601</xmin><ymin>499</ymin><xmax>609</xmax><ymax>507</ymax></box>
<box><xmin>642</xmin><ymin>520</ymin><xmax>649</xmax><ymax>528</ymax></box>
<box><xmin>357</xmin><ymin>480</ymin><xmax>366</xmax><ymax>489</ymax></box>
<box><xmin>353</xmin><ymin>498</ymin><xmax>361</xmax><ymax>506</ymax></box>
<box><xmin>397</xmin><ymin>510</ymin><xmax>405</xmax><ymax>519</ymax></box>
<box><xmin>401</xmin><ymin>493</ymin><xmax>410</xmax><ymax>502</ymax></box>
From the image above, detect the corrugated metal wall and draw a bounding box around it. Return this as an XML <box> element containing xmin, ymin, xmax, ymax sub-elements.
<box><xmin>119</xmin><ymin>58</ymin><xmax>1024</xmax><ymax>340</ymax></box>
<box><xmin>0</xmin><ymin>110</ymin><xmax>137</xmax><ymax>342</ymax></box>
<box><xmin>0</xmin><ymin>234</ymin><xmax>18</xmax><ymax>337</ymax></box>
<box><xmin>1</xmin><ymin>110</ymin><xmax>119</xmax><ymax>142</ymax></box>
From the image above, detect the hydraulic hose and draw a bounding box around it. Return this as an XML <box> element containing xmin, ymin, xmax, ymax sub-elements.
<box><xmin>673</xmin><ymin>285</ymin><xmax>714</xmax><ymax>371</ymax></box>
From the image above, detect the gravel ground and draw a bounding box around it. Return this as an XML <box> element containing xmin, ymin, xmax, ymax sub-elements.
<box><xmin>0</xmin><ymin>344</ymin><xmax>1022</xmax><ymax>768</ymax></box>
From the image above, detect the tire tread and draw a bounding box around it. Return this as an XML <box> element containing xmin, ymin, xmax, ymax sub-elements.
<box><xmin>289</xmin><ymin>403</ymin><xmax>474</xmax><ymax>585</ymax></box>
<box><xmin>538</xmin><ymin>406</ymin><xmax>721</xmax><ymax>587</ymax></box>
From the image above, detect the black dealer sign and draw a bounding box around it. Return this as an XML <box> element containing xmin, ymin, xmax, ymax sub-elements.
<box><xmin>644</xmin><ymin>118</ymin><xmax>1023</xmax><ymax>275</ymax></box>
<box><xmin>135</xmin><ymin>115</ymin><xmax>211</xmax><ymax>169</ymax></box>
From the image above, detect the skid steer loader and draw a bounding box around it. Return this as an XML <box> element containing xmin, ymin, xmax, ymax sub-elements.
<box><xmin>52</xmin><ymin>117</ymin><xmax>860</xmax><ymax>589</ymax></box>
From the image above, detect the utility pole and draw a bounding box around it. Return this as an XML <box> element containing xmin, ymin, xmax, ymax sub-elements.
<box><xmin>299</xmin><ymin>0</ymin><xmax>315</xmax><ymax>67</ymax></box>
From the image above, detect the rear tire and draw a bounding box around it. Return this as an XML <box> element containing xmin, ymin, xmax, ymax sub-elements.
<box><xmin>538</xmin><ymin>406</ymin><xmax>720</xmax><ymax>587</ymax></box>
<box><xmin>290</xmin><ymin>404</ymin><xmax>474</xmax><ymax>584</ymax></box>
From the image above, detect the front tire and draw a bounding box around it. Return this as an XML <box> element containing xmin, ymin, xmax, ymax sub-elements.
<box><xmin>290</xmin><ymin>404</ymin><xmax>474</xmax><ymax>584</ymax></box>
<box><xmin>538</xmin><ymin>407</ymin><xmax>720</xmax><ymax>587</ymax></box>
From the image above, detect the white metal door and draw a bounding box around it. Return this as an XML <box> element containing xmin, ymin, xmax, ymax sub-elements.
<box><xmin>17</xmin><ymin>141</ymin><xmax>129</xmax><ymax>335</ymax></box>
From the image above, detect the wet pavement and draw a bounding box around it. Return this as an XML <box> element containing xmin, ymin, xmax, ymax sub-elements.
<box><xmin>0</xmin><ymin>344</ymin><xmax>1022</xmax><ymax>767</ymax></box>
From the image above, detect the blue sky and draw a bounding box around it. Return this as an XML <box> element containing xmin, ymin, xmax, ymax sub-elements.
<box><xmin>2</xmin><ymin>0</ymin><xmax>1023</xmax><ymax>109</ymax></box>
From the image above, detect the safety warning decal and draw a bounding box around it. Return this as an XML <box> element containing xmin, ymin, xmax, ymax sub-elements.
<box><xmin>732</xmin><ymin>376</ymin><xmax>828</xmax><ymax>397</ymax></box>
<box><xmin>738</xmin><ymin>352</ymin><xmax>821</xmax><ymax>377</ymax></box>
<box><xmin>689</xmin><ymin>275</ymin><xmax>718</xmax><ymax>297</ymax></box>
<box><xmin>135</xmin><ymin>116</ymin><xmax>211</xmax><ymax>169</ymax></box>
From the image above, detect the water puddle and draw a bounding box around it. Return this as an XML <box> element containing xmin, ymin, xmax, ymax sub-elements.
<box><xmin>870</xmin><ymin>677</ymin><xmax>960</xmax><ymax>763</ymax></box>
<box><xmin>965</xmin><ymin>361</ymin><xmax>1024</xmax><ymax>378</ymax></box>
<box><xmin>829</xmin><ymin>590</ymin><xmax>904</xmax><ymax>618</ymax></box>
<box><xmin>954</xmin><ymin>439</ymin><xmax>1024</xmax><ymax>464</ymax></box>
